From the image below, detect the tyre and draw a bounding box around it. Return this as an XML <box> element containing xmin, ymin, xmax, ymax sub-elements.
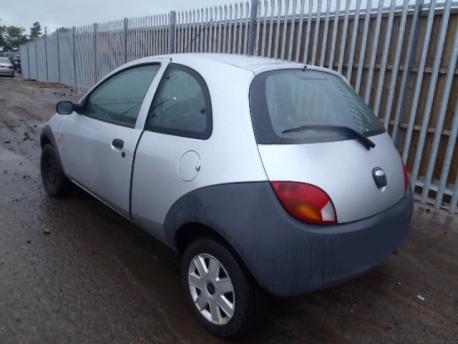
<box><xmin>182</xmin><ymin>238</ymin><xmax>258</xmax><ymax>337</ymax></box>
<box><xmin>40</xmin><ymin>144</ymin><xmax>72</xmax><ymax>197</ymax></box>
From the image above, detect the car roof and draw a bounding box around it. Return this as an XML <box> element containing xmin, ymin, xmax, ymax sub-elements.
<box><xmin>173</xmin><ymin>53</ymin><xmax>298</xmax><ymax>72</ymax></box>
<box><xmin>131</xmin><ymin>53</ymin><xmax>343</xmax><ymax>77</ymax></box>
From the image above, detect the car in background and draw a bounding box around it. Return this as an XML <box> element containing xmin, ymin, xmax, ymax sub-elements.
<box><xmin>40</xmin><ymin>54</ymin><xmax>413</xmax><ymax>337</ymax></box>
<box><xmin>0</xmin><ymin>57</ymin><xmax>15</xmax><ymax>77</ymax></box>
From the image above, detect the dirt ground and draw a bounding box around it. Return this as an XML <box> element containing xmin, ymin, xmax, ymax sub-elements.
<box><xmin>0</xmin><ymin>76</ymin><xmax>457</xmax><ymax>344</ymax></box>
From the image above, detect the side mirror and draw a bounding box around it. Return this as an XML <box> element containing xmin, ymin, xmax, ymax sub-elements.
<box><xmin>56</xmin><ymin>101</ymin><xmax>78</xmax><ymax>115</ymax></box>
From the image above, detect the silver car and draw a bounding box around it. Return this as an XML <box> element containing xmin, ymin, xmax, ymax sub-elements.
<box><xmin>0</xmin><ymin>57</ymin><xmax>15</xmax><ymax>77</ymax></box>
<box><xmin>40</xmin><ymin>54</ymin><xmax>413</xmax><ymax>337</ymax></box>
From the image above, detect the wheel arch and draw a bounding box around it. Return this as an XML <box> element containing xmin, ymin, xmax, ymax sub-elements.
<box><xmin>162</xmin><ymin>183</ymin><xmax>278</xmax><ymax>291</ymax></box>
<box><xmin>175</xmin><ymin>222</ymin><xmax>237</xmax><ymax>256</ymax></box>
<box><xmin>40</xmin><ymin>125</ymin><xmax>57</xmax><ymax>149</ymax></box>
<box><xmin>173</xmin><ymin>221</ymin><xmax>261</xmax><ymax>288</ymax></box>
<box><xmin>40</xmin><ymin>124</ymin><xmax>70</xmax><ymax>179</ymax></box>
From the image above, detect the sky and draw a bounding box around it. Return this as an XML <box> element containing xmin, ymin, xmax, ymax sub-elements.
<box><xmin>0</xmin><ymin>0</ymin><xmax>433</xmax><ymax>34</ymax></box>
<box><xmin>0</xmin><ymin>0</ymin><xmax>232</xmax><ymax>33</ymax></box>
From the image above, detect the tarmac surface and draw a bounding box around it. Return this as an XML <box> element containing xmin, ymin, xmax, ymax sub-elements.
<box><xmin>0</xmin><ymin>76</ymin><xmax>457</xmax><ymax>343</ymax></box>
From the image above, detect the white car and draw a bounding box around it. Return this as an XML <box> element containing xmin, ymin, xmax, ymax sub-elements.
<box><xmin>40</xmin><ymin>54</ymin><xmax>413</xmax><ymax>337</ymax></box>
<box><xmin>0</xmin><ymin>57</ymin><xmax>15</xmax><ymax>77</ymax></box>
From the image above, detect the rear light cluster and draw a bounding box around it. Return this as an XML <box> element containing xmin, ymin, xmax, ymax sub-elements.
<box><xmin>271</xmin><ymin>182</ymin><xmax>337</xmax><ymax>225</ymax></box>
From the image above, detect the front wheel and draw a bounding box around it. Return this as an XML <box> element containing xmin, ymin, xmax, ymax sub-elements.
<box><xmin>40</xmin><ymin>144</ymin><xmax>72</xmax><ymax>197</ymax></box>
<box><xmin>182</xmin><ymin>238</ymin><xmax>258</xmax><ymax>337</ymax></box>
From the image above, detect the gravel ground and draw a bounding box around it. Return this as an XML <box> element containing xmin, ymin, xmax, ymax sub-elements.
<box><xmin>0</xmin><ymin>76</ymin><xmax>457</xmax><ymax>344</ymax></box>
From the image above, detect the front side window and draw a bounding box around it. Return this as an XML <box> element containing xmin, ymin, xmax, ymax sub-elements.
<box><xmin>250</xmin><ymin>69</ymin><xmax>384</xmax><ymax>144</ymax></box>
<box><xmin>84</xmin><ymin>64</ymin><xmax>160</xmax><ymax>127</ymax></box>
<box><xmin>146</xmin><ymin>64</ymin><xmax>212</xmax><ymax>139</ymax></box>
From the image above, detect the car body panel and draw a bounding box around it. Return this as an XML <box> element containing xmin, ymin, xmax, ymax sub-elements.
<box><xmin>257</xmin><ymin>132</ymin><xmax>405</xmax><ymax>223</ymax></box>
<box><xmin>167</xmin><ymin>54</ymin><xmax>346</xmax><ymax>78</ymax></box>
<box><xmin>61</xmin><ymin>115</ymin><xmax>141</xmax><ymax>217</ymax></box>
<box><xmin>42</xmin><ymin>115</ymin><xmax>67</xmax><ymax>158</ymax></box>
<box><xmin>60</xmin><ymin>59</ymin><xmax>167</xmax><ymax>217</ymax></box>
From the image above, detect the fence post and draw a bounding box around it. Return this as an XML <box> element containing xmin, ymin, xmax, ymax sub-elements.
<box><xmin>56</xmin><ymin>28</ymin><xmax>61</xmax><ymax>83</ymax></box>
<box><xmin>247</xmin><ymin>0</ymin><xmax>258</xmax><ymax>55</ymax></box>
<box><xmin>168</xmin><ymin>11</ymin><xmax>177</xmax><ymax>54</ymax></box>
<box><xmin>44</xmin><ymin>28</ymin><xmax>49</xmax><ymax>82</ymax></box>
<box><xmin>93</xmin><ymin>23</ymin><xmax>98</xmax><ymax>83</ymax></box>
<box><xmin>34</xmin><ymin>44</ymin><xmax>38</xmax><ymax>80</ymax></box>
<box><xmin>393</xmin><ymin>0</ymin><xmax>423</xmax><ymax>147</ymax></box>
<box><xmin>26</xmin><ymin>44</ymin><xmax>30</xmax><ymax>80</ymax></box>
<box><xmin>72</xmin><ymin>27</ymin><xmax>77</xmax><ymax>92</ymax></box>
<box><xmin>123</xmin><ymin>18</ymin><xmax>128</xmax><ymax>63</ymax></box>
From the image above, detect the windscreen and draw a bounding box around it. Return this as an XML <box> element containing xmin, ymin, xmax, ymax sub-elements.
<box><xmin>249</xmin><ymin>69</ymin><xmax>384</xmax><ymax>144</ymax></box>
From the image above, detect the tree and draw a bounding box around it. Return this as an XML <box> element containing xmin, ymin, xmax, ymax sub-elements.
<box><xmin>0</xmin><ymin>19</ymin><xmax>29</xmax><ymax>49</ymax></box>
<box><xmin>5</xmin><ymin>26</ymin><xmax>28</xmax><ymax>47</ymax></box>
<box><xmin>29</xmin><ymin>21</ymin><xmax>42</xmax><ymax>40</ymax></box>
<box><xmin>0</xmin><ymin>19</ymin><xmax>7</xmax><ymax>47</ymax></box>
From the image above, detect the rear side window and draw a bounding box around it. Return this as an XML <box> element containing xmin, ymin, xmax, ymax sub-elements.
<box><xmin>84</xmin><ymin>64</ymin><xmax>160</xmax><ymax>127</ymax></box>
<box><xmin>146</xmin><ymin>64</ymin><xmax>212</xmax><ymax>140</ymax></box>
<box><xmin>249</xmin><ymin>69</ymin><xmax>384</xmax><ymax>144</ymax></box>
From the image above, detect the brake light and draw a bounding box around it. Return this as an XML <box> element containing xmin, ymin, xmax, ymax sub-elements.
<box><xmin>271</xmin><ymin>182</ymin><xmax>337</xmax><ymax>225</ymax></box>
<box><xmin>402</xmin><ymin>162</ymin><xmax>410</xmax><ymax>193</ymax></box>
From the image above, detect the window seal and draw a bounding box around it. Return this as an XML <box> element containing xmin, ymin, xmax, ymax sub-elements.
<box><xmin>144</xmin><ymin>63</ymin><xmax>213</xmax><ymax>140</ymax></box>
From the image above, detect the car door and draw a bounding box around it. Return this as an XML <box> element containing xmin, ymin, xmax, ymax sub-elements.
<box><xmin>61</xmin><ymin>63</ymin><xmax>162</xmax><ymax>217</ymax></box>
<box><xmin>131</xmin><ymin>63</ymin><xmax>213</xmax><ymax>238</ymax></box>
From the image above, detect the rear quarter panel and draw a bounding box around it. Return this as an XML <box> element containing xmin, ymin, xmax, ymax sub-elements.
<box><xmin>131</xmin><ymin>57</ymin><xmax>268</xmax><ymax>240</ymax></box>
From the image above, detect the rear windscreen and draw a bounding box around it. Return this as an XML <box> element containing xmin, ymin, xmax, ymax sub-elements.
<box><xmin>249</xmin><ymin>69</ymin><xmax>384</xmax><ymax>144</ymax></box>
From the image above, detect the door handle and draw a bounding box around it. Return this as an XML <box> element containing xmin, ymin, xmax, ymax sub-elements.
<box><xmin>112</xmin><ymin>138</ymin><xmax>124</xmax><ymax>150</ymax></box>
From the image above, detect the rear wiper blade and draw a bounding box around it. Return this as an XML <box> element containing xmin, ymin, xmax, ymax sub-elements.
<box><xmin>282</xmin><ymin>124</ymin><xmax>376</xmax><ymax>150</ymax></box>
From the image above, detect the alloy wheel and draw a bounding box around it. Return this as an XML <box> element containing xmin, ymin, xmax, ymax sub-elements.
<box><xmin>188</xmin><ymin>253</ymin><xmax>235</xmax><ymax>326</ymax></box>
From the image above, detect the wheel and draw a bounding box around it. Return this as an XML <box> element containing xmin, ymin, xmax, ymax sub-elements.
<box><xmin>40</xmin><ymin>144</ymin><xmax>72</xmax><ymax>197</ymax></box>
<box><xmin>182</xmin><ymin>238</ymin><xmax>258</xmax><ymax>337</ymax></box>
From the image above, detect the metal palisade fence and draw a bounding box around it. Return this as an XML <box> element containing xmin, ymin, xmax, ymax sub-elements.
<box><xmin>20</xmin><ymin>0</ymin><xmax>458</xmax><ymax>213</ymax></box>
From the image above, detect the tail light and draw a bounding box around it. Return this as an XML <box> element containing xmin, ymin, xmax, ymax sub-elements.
<box><xmin>402</xmin><ymin>162</ymin><xmax>410</xmax><ymax>193</ymax></box>
<box><xmin>271</xmin><ymin>182</ymin><xmax>337</xmax><ymax>225</ymax></box>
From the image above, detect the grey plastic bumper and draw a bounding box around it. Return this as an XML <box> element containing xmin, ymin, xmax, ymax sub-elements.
<box><xmin>164</xmin><ymin>182</ymin><xmax>413</xmax><ymax>297</ymax></box>
<box><xmin>0</xmin><ymin>69</ymin><xmax>15</xmax><ymax>76</ymax></box>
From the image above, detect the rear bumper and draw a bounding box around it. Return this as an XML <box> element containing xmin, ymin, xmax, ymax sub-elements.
<box><xmin>164</xmin><ymin>182</ymin><xmax>413</xmax><ymax>297</ymax></box>
<box><xmin>0</xmin><ymin>68</ymin><xmax>15</xmax><ymax>76</ymax></box>
<box><xmin>244</xmin><ymin>187</ymin><xmax>414</xmax><ymax>296</ymax></box>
